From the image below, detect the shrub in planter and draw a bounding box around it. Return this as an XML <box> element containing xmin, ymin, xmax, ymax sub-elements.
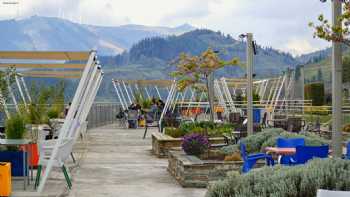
<box><xmin>5</xmin><ymin>114</ymin><xmax>26</xmax><ymax>139</ymax></box>
<box><xmin>220</xmin><ymin>128</ymin><xmax>329</xmax><ymax>155</ymax></box>
<box><xmin>164</xmin><ymin>127</ymin><xmax>186</xmax><ymax>138</ymax></box>
<box><xmin>47</xmin><ymin>108</ymin><xmax>60</xmax><ymax>119</ymax></box>
<box><xmin>182</xmin><ymin>134</ymin><xmax>210</xmax><ymax>156</ymax></box>
<box><xmin>177</xmin><ymin>121</ymin><xmax>236</xmax><ymax>138</ymax></box>
<box><xmin>206</xmin><ymin>158</ymin><xmax>350</xmax><ymax>197</ymax></box>
<box><xmin>1</xmin><ymin>114</ymin><xmax>28</xmax><ymax>176</ymax></box>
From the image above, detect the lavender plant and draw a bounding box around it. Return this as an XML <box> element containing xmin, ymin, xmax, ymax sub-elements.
<box><xmin>182</xmin><ymin>133</ymin><xmax>210</xmax><ymax>156</ymax></box>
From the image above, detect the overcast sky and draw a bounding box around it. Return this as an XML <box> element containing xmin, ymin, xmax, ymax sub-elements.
<box><xmin>0</xmin><ymin>0</ymin><xmax>332</xmax><ymax>56</ymax></box>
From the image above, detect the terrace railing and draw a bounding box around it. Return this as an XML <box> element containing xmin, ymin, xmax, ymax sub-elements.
<box><xmin>86</xmin><ymin>102</ymin><xmax>122</xmax><ymax>129</ymax></box>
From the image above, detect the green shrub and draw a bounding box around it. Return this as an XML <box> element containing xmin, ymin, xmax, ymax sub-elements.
<box><xmin>5</xmin><ymin>114</ymin><xmax>26</xmax><ymax>139</ymax></box>
<box><xmin>176</xmin><ymin>121</ymin><xmax>236</xmax><ymax>138</ymax></box>
<box><xmin>47</xmin><ymin>108</ymin><xmax>60</xmax><ymax>119</ymax></box>
<box><xmin>164</xmin><ymin>127</ymin><xmax>187</xmax><ymax>138</ymax></box>
<box><xmin>206</xmin><ymin>158</ymin><xmax>350</xmax><ymax>197</ymax></box>
<box><xmin>221</xmin><ymin>128</ymin><xmax>329</xmax><ymax>155</ymax></box>
<box><xmin>304</xmin><ymin>83</ymin><xmax>325</xmax><ymax>106</ymax></box>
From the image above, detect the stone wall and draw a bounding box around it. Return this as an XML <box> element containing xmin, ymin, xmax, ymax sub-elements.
<box><xmin>167</xmin><ymin>151</ymin><xmax>243</xmax><ymax>188</ymax></box>
<box><xmin>152</xmin><ymin>132</ymin><xmax>225</xmax><ymax>158</ymax></box>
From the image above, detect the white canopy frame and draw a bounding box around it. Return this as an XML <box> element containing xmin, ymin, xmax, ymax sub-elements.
<box><xmin>35</xmin><ymin>51</ymin><xmax>103</xmax><ymax>193</ymax></box>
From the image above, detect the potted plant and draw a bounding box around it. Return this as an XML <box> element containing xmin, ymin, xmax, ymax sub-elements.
<box><xmin>0</xmin><ymin>114</ymin><xmax>28</xmax><ymax>176</ymax></box>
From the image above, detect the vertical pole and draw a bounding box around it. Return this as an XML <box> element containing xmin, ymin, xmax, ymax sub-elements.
<box><xmin>207</xmin><ymin>73</ymin><xmax>215</xmax><ymax>122</ymax></box>
<box><xmin>300</xmin><ymin>66</ymin><xmax>305</xmax><ymax>115</ymax></box>
<box><xmin>247</xmin><ymin>33</ymin><xmax>254</xmax><ymax>136</ymax></box>
<box><xmin>332</xmin><ymin>0</ymin><xmax>342</xmax><ymax>158</ymax></box>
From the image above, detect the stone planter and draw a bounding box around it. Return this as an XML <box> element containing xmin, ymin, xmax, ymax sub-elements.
<box><xmin>152</xmin><ymin>132</ymin><xmax>225</xmax><ymax>158</ymax></box>
<box><xmin>167</xmin><ymin>150</ymin><xmax>243</xmax><ymax>188</ymax></box>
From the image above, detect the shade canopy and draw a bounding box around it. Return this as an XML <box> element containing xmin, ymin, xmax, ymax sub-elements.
<box><xmin>0</xmin><ymin>51</ymin><xmax>91</xmax><ymax>61</ymax></box>
<box><xmin>0</xmin><ymin>51</ymin><xmax>93</xmax><ymax>78</ymax></box>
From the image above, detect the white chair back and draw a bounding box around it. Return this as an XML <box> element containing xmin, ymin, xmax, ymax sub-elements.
<box><xmin>317</xmin><ymin>189</ymin><xmax>350</xmax><ymax>197</ymax></box>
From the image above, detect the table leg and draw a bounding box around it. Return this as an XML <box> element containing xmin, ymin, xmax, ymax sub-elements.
<box><xmin>27</xmin><ymin>145</ymin><xmax>30</xmax><ymax>185</ymax></box>
<box><xmin>29</xmin><ymin>144</ymin><xmax>33</xmax><ymax>182</ymax></box>
<box><xmin>23</xmin><ymin>146</ymin><xmax>26</xmax><ymax>190</ymax></box>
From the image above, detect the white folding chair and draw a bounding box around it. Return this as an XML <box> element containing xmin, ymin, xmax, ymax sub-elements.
<box><xmin>35</xmin><ymin>138</ymin><xmax>75</xmax><ymax>189</ymax></box>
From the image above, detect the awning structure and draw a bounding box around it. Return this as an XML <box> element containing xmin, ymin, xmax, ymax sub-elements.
<box><xmin>0</xmin><ymin>51</ymin><xmax>90</xmax><ymax>61</ymax></box>
<box><xmin>21</xmin><ymin>70</ymin><xmax>83</xmax><ymax>79</ymax></box>
<box><xmin>0</xmin><ymin>51</ymin><xmax>104</xmax><ymax>193</ymax></box>
<box><xmin>0</xmin><ymin>63</ymin><xmax>86</xmax><ymax>69</ymax></box>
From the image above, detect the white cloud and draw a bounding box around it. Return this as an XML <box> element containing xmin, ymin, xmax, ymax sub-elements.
<box><xmin>283</xmin><ymin>39</ymin><xmax>322</xmax><ymax>56</ymax></box>
<box><xmin>0</xmin><ymin>0</ymin><xmax>334</xmax><ymax>55</ymax></box>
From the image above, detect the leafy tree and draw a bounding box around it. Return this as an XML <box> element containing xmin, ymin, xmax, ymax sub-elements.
<box><xmin>309</xmin><ymin>1</ymin><xmax>350</xmax><ymax>45</ymax></box>
<box><xmin>171</xmin><ymin>48</ymin><xmax>239</xmax><ymax>121</ymax></box>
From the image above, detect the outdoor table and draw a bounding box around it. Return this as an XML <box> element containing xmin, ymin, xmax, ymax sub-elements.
<box><xmin>265</xmin><ymin>147</ymin><xmax>296</xmax><ymax>155</ymax></box>
<box><xmin>0</xmin><ymin>139</ymin><xmax>33</xmax><ymax>190</ymax></box>
<box><xmin>265</xmin><ymin>147</ymin><xmax>296</xmax><ymax>164</ymax></box>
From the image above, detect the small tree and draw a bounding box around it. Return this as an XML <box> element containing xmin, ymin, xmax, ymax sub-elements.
<box><xmin>309</xmin><ymin>1</ymin><xmax>350</xmax><ymax>45</ymax></box>
<box><xmin>171</xmin><ymin>48</ymin><xmax>239</xmax><ymax>121</ymax></box>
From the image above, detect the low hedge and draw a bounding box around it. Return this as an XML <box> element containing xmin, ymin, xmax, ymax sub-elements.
<box><xmin>221</xmin><ymin>128</ymin><xmax>329</xmax><ymax>155</ymax></box>
<box><xmin>164</xmin><ymin>121</ymin><xmax>236</xmax><ymax>138</ymax></box>
<box><xmin>304</xmin><ymin>82</ymin><xmax>325</xmax><ymax>106</ymax></box>
<box><xmin>206</xmin><ymin>158</ymin><xmax>350</xmax><ymax>197</ymax></box>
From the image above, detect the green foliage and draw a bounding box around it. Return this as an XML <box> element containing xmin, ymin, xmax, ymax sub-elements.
<box><xmin>47</xmin><ymin>108</ymin><xmax>60</xmax><ymax>119</ymax></box>
<box><xmin>164</xmin><ymin>127</ymin><xmax>187</xmax><ymax>138</ymax></box>
<box><xmin>310</xmin><ymin>2</ymin><xmax>350</xmax><ymax>46</ymax></box>
<box><xmin>206</xmin><ymin>158</ymin><xmax>350</xmax><ymax>197</ymax></box>
<box><xmin>5</xmin><ymin>114</ymin><xmax>26</xmax><ymax>139</ymax></box>
<box><xmin>134</xmin><ymin>91</ymin><xmax>152</xmax><ymax>110</ymax></box>
<box><xmin>24</xmin><ymin>81</ymin><xmax>65</xmax><ymax>124</ymax></box>
<box><xmin>171</xmin><ymin>48</ymin><xmax>240</xmax><ymax>91</ymax></box>
<box><xmin>165</xmin><ymin>121</ymin><xmax>236</xmax><ymax>138</ymax></box>
<box><xmin>304</xmin><ymin>82</ymin><xmax>325</xmax><ymax>106</ymax></box>
<box><xmin>221</xmin><ymin>128</ymin><xmax>329</xmax><ymax>155</ymax></box>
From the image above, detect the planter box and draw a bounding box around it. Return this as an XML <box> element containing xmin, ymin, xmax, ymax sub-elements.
<box><xmin>0</xmin><ymin>151</ymin><xmax>28</xmax><ymax>176</ymax></box>
<box><xmin>152</xmin><ymin>132</ymin><xmax>225</xmax><ymax>158</ymax></box>
<box><xmin>167</xmin><ymin>151</ymin><xmax>244</xmax><ymax>188</ymax></box>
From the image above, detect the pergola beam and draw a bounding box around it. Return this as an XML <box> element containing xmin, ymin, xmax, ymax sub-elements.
<box><xmin>0</xmin><ymin>51</ymin><xmax>91</xmax><ymax>61</ymax></box>
<box><xmin>0</xmin><ymin>63</ymin><xmax>86</xmax><ymax>69</ymax></box>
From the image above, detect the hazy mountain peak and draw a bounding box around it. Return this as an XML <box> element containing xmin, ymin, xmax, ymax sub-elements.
<box><xmin>0</xmin><ymin>16</ymin><xmax>195</xmax><ymax>55</ymax></box>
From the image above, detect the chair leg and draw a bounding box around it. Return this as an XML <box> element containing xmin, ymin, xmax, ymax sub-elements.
<box><xmin>62</xmin><ymin>165</ymin><xmax>72</xmax><ymax>189</ymax></box>
<box><xmin>143</xmin><ymin>126</ymin><xmax>148</xmax><ymax>139</ymax></box>
<box><xmin>34</xmin><ymin>165</ymin><xmax>42</xmax><ymax>189</ymax></box>
<box><xmin>71</xmin><ymin>152</ymin><xmax>76</xmax><ymax>164</ymax></box>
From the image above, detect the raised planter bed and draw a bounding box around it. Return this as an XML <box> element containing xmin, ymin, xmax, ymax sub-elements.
<box><xmin>152</xmin><ymin>132</ymin><xmax>225</xmax><ymax>158</ymax></box>
<box><xmin>167</xmin><ymin>150</ymin><xmax>244</xmax><ymax>188</ymax></box>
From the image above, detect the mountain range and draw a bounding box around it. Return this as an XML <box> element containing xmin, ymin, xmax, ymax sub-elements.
<box><xmin>0</xmin><ymin>16</ymin><xmax>332</xmax><ymax>101</ymax></box>
<box><xmin>0</xmin><ymin>16</ymin><xmax>195</xmax><ymax>55</ymax></box>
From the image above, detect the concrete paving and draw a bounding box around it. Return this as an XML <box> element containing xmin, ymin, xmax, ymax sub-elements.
<box><xmin>68</xmin><ymin>124</ymin><xmax>206</xmax><ymax>197</ymax></box>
